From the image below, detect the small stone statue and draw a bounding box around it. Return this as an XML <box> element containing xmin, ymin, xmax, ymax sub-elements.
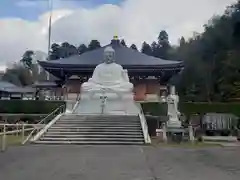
<box><xmin>166</xmin><ymin>86</ymin><xmax>182</xmax><ymax>128</ymax></box>
<box><xmin>81</xmin><ymin>46</ymin><xmax>133</xmax><ymax>92</ymax></box>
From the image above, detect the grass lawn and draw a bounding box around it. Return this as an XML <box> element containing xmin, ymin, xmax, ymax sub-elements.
<box><xmin>0</xmin><ymin>135</ymin><xmax>25</xmax><ymax>148</ymax></box>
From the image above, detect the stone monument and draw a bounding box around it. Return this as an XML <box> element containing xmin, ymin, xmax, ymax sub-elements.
<box><xmin>82</xmin><ymin>46</ymin><xmax>133</xmax><ymax>93</ymax></box>
<box><xmin>76</xmin><ymin>46</ymin><xmax>139</xmax><ymax>115</ymax></box>
<box><xmin>166</xmin><ymin>86</ymin><xmax>182</xmax><ymax>128</ymax></box>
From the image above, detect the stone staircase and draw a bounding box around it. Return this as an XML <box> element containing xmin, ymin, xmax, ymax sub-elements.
<box><xmin>33</xmin><ymin>114</ymin><xmax>145</xmax><ymax>145</ymax></box>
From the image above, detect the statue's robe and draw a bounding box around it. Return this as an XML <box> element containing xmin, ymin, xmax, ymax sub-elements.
<box><xmin>82</xmin><ymin>63</ymin><xmax>133</xmax><ymax>92</ymax></box>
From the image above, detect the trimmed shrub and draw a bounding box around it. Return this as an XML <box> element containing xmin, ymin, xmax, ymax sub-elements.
<box><xmin>179</xmin><ymin>102</ymin><xmax>240</xmax><ymax>117</ymax></box>
<box><xmin>0</xmin><ymin>100</ymin><xmax>65</xmax><ymax>114</ymax></box>
<box><xmin>141</xmin><ymin>102</ymin><xmax>240</xmax><ymax>117</ymax></box>
<box><xmin>141</xmin><ymin>102</ymin><xmax>167</xmax><ymax>116</ymax></box>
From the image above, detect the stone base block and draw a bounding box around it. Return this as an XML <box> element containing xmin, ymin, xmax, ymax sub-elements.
<box><xmin>80</xmin><ymin>91</ymin><xmax>134</xmax><ymax>101</ymax></box>
<box><xmin>167</xmin><ymin>119</ymin><xmax>182</xmax><ymax>128</ymax></box>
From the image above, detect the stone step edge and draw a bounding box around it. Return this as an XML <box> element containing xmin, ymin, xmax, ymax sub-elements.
<box><xmin>53</xmin><ymin>125</ymin><xmax>141</xmax><ymax>127</ymax></box>
<box><xmin>50</xmin><ymin>126</ymin><xmax>142</xmax><ymax>129</ymax></box>
<box><xmin>56</xmin><ymin>121</ymin><xmax>140</xmax><ymax>123</ymax></box>
<box><xmin>46</xmin><ymin>131</ymin><xmax>143</xmax><ymax>135</ymax></box>
<box><xmin>33</xmin><ymin>141</ymin><xmax>144</xmax><ymax>145</ymax></box>
<box><xmin>40</xmin><ymin>137</ymin><xmax>144</xmax><ymax>141</ymax></box>
<box><xmin>47</xmin><ymin>128</ymin><xmax>142</xmax><ymax>133</ymax></box>
<box><xmin>43</xmin><ymin>134</ymin><xmax>144</xmax><ymax>138</ymax></box>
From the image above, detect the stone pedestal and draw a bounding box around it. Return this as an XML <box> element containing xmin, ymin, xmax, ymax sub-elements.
<box><xmin>75</xmin><ymin>91</ymin><xmax>139</xmax><ymax>115</ymax></box>
<box><xmin>167</xmin><ymin>118</ymin><xmax>182</xmax><ymax>128</ymax></box>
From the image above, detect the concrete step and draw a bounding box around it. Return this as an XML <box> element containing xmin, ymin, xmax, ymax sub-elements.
<box><xmin>60</xmin><ymin>116</ymin><xmax>139</xmax><ymax>121</ymax></box>
<box><xmin>47</xmin><ymin>128</ymin><xmax>142</xmax><ymax>133</ymax></box>
<box><xmin>39</xmin><ymin>137</ymin><xmax>144</xmax><ymax>142</ymax></box>
<box><xmin>33</xmin><ymin>114</ymin><xmax>145</xmax><ymax>145</ymax></box>
<box><xmin>33</xmin><ymin>140</ymin><xmax>144</xmax><ymax>145</ymax></box>
<box><xmin>56</xmin><ymin>120</ymin><xmax>140</xmax><ymax>124</ymax></box>
<box><xmin>50</xmin><ymin>126</ymin><xmax>142</xmax><ymax>130</ymax></box>
<box><xmin>43</xmin><ymin>134</ymin><xmax>144</xmax><ymax>138</ymax></box>
<box><xmin>53</xmin><ymin>124</ymin><xmax>141</xmax><ymax>128</ymax></box>
<box><xmin>60</xmin><ymin>116</ymin><xmax>139</xmax><ymax>118</ymax></box>
<box><xmin>202</xmin><ymin>136</ymin><xmax>238</xmax><ymax>142</ymax></box>
<box><xmin>46</xmin><ymin>131</ymin><xmax>143</xmax><ymax>135</ymax></box>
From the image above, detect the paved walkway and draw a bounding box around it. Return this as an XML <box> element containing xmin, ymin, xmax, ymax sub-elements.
<box><xmin>0</xmin><ymin>145</ymin><xmax>240</xmax><ymax>180</ymax></box>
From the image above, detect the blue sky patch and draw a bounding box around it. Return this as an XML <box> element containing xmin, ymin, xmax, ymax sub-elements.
<box><xmin>0</xmin><ymin>0</ymin><xmax>122</xmax><ymax>20</ymax></box>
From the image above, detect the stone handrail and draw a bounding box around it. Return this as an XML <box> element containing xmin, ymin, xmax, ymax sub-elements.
<box><xmin>22</xmin><ymin>105</ymin><xmax>65</xmax><ymax>144</ymax></box>
<box><xmin>31</xmin><ymin>113</ymin><xmax>63</xmax><ymax>142</ymax></box>
<box><xmin>137</xmin><ymin>104</ymin><xmax>151</xmax><ymax>144</ymax></box>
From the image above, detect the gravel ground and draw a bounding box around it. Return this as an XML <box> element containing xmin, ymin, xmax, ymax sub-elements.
<box><xmin>0</xmin><ymin>145</ymin><xmax>240</xmax><ymax>180</ymax></box>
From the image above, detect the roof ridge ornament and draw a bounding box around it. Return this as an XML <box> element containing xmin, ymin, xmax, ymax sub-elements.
<box><xmin>113</xmin><ymin>35</ymin><xmax>118</xmax><ymax>40</ymax></box>
<box><xmin>111</xmin><ymin>35</ymin><xmax>120</xmax><ymax>46</ymax></box>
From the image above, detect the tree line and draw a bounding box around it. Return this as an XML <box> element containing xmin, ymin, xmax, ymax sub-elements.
<box><xmin>2</xmin><ymin>0</ymin><xmax>240</xmax><ymax>102</ymax></box>
<box><xmin>47</xmin><ymin>31</ymin><xmax>170</xmax><ymax>61</ymax></box>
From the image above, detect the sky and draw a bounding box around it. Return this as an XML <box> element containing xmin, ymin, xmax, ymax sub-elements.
<box><xmin>0</xmin><ymin>0</ymin><xmax>238</xmax><ymax>69</ymax></box>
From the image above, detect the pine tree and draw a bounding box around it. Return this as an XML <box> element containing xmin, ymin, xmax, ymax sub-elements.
<box><xmin>151</xmin><ymin>41</ymin><xmax>158</xmax><ymax>57</ymax></box>
<box><xmin>130</xmin><ymin>44</ymin><xmax>138</xmax><ymax>51</ymax></box>
<box><xmin>88</xmin><ymin>40</ymin><xmax>101</xmax><ymax>51</ymax></box>
<box><xmin>49</xmin><ymin>43</ymin><xmax>61</xmax><ymax>60</ymax></box>
<box><xmin>156</xmin><ymin>30</ymin><xmax>171</xmax><ymax>59</ymax></box>
<box><xmin>120</xmin><ymin>39</ymin><xmax>127</xmax><ymax>47</ymax></box>
<box><xmin>77</xmin><ymin>44</ymin><xmax>88</xmax><ymax>55</ymax></box>
<box><xmin>141</xmin><ymin>42</ymin><xmax>152</xmax><ymax>55</ymax></box>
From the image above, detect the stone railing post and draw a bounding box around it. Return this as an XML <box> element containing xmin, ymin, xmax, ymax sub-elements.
<box><xmin>1</xmin><ymin>125</ymin><xmax>6</xmax><ymax>152</ymax></box>
<box><xmin>162</xmin><ymin>123</ymin><xmax>167</xmax><ymax>142</ymax></box>
<box><xmin>188</xmin><ymin>125</ymin><xmax>195</xmax><ymax>143</ymax></box>
<box><xmin>21</xmin><ymin>124</ymin><xmax>25</xmax><ymax>142</ymax></box>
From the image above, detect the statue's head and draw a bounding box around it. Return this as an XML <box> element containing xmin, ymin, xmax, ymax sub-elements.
<box><xmin>170</xmin><ymin>86</ymin><xmax>176</xmax><ymax>95</ymax></box>
<box><xmin>103</xmin><ymin>46</ymin><xmax>115</xmax><ymax>64</ymax></box>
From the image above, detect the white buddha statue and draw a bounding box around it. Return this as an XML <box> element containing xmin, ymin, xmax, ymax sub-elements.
<box><xmin>81</xmin><ymin>46</ymin><xmax>133</xmax><ymax>92</ymax></box>
<box><xmin>166</xmin><ymin>86</ymin><xmax>182</xmax><ymax>128</ymax></box>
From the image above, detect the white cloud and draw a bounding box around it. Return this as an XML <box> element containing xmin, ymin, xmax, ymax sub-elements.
<box><xmin>0</xmin><ymin>0</ymin><xmax>237</xmax><ymax>68</ymax></box>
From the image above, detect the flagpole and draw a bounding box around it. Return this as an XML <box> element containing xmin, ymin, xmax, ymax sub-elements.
<box><xmin>47</xmin><ymin>0</ymin><xmax>53</xmax><ymax>80</ymax></box>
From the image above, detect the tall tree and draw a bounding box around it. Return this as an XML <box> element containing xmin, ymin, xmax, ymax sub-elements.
<box><xmin>88</xmin><ymin>40</ymin><xmax>101</xmax><ymax>51</ymax></box>
<box><xmin>49</xmin><ymin>43</ymin><xmax>61</xmax><ymax>60</ymax></box>
<box><xmin>59</xmin><ymin>42</ymin><xmax>78</xmax><ymax>58</ymax></box>
<box><xmin>20</xmin><ymin>50</ymin><xmax>34</xmax><ymax>69</ymax></box>
<box><xmin>156</xmin><ymin>30</ymin><xmax>171</xmax><ymax>59</ymax></box>
<box><xmin>151</xmin><ymin>41</ymin><xmax>158</xmax><ymax>57</ymax></box>
<box><xmin>68</xmin><ymin>44</ymin><xmax>78</xmax><ymax>56</ymax></box>
<box><xmin>120</xmin><ymin>39</ymin><xmax>127</xmax><ymax>47</ymax></box>
<box><xmin>2</xmin><ymin>66</ymin><xmax>33</xmax><ymax>86</ymax></box>
<box><xmin>2</xmin><ymin>68</ymin><xmax>22</xmax><ymax>86</ymax></box>
<box><xmin>179</xmin><ymin>37</ymin><xmax>186</xmax><ymax>47</ymax></box>
<box><xmin>130</xmin><ymin>44</ymin><xmax>138</xmax><ymax>51</ymax></box>
<box><xmin>173</xmin><ymin>1</ymin><xmax>240</xmax><ymax>102</ymax></box>
<box><xmin>141</xmin><ymin>42</ymin><xmax>152</xmax><ymax>56</ymax></box>
<box><xmin>77</xmin><ymin>44</ymin><xmax>88</xmax><ymax>55</ymax></box>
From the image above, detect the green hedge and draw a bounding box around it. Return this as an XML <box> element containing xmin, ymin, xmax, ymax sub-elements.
<box><xmin>0</xmin><ymin>100</ymin><xmax>65</xmax><ymax>114</ymax></box>
<box><xmin>141</xmin><ymin>102</ymin><xmax>240</xmax><ymax>117</ymax></box>
<box><xmin>141</xmin><ymin>102</ymin><xmax>167</xmax><ymax>116</ymax></box>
